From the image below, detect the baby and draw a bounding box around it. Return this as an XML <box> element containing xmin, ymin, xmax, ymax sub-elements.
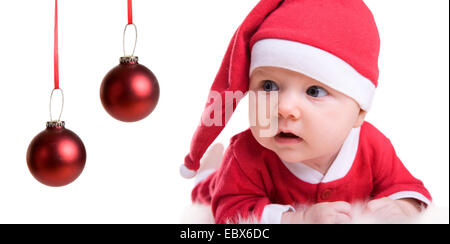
<box><xmin>181</xmin><ymin>0</ymin><xmax>431</xmax><ymax>224</ymax></box>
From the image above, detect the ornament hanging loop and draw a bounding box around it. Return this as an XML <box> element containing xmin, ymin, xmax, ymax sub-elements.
<box><xmin>123</xmin><ymin>23</ymin><xmax>137</xmax><ymax>57</ymax></box>
<box><xmin>49</xmin><ymin>88</ymin><xmax>64</xmax><ymax>123</ymax></box>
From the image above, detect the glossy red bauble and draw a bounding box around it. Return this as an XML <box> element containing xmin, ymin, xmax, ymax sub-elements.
<box><xmin>26</xmin><ymin>121</ymin><xmax>86</xmax><ymax>187</ymax></box>
<box><xmin>100</xmin><ymin>56</ymin><xmax>160</xmax><ymax>122</ymax></box>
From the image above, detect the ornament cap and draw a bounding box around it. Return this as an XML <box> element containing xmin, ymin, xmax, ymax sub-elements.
<box><xmin>46</xmin><ymin>120</ymin><xmax>65</xmax><ymax>128</ymax></box>
<box><xmin>120</xmin><ymin>56</ymin><xmax>139</xmax><ymax>64</ymax></box>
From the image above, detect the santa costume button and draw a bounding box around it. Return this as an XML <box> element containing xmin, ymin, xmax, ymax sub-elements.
<box><xmin>321</xmin><ymin>189</ymin><xmax>333</xmax><ymax>200</ymax></box>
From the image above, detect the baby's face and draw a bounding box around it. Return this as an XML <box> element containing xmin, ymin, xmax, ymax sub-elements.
<box><xmin>249</xmin><ymin>66</ymin><xmax>366</xmax><ymax>164</ymax></box>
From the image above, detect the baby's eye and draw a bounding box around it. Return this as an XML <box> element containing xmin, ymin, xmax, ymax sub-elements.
<box><xmin>306</xmin><ymin>86</ymin><xmax>328</xmax><ymax>97</ymax></box>
<box><xmin>262</xmin><ymin>80</ymin><xmax>279</xmax><ymax>92</ymax></box>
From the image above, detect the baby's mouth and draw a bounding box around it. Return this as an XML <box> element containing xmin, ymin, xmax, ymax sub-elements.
<box><xmin>278</xmin><ymin>131</ymin><xmax>300</xmax><ymax>138</ymax></box>
<box><xmin>274</xmin><ymin>131</ymin><xmax>303</xmax><ymax>144</ymax></box>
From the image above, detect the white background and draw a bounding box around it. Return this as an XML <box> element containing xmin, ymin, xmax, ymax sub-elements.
<box><xmin>0</xmin><ymin>0</ymin><xmax>447</xmax><ymax>223</ymax></box>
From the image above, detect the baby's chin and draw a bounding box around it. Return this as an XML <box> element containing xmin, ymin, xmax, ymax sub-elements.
<box><xmin>275</xmin><ymin>151</ymin><xmax>309</xmax><ymax>163</ymax></box>
<box><xmin>251</xmin><ymin>129</ymin><xmax>307</xmax><ymax>162</ymax></box>
<box><xmin>263</xmin><ymin>142</ymin><xmax>310</xmax><ymax>163</ymax></box>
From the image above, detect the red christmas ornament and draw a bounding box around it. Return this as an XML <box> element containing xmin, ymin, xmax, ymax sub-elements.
<box><xmin>100</xmin><ymin>56</ymin><xmax>160</xmax><ymax>122</ymax></box>
<box><xmin>100</xmin><ymin>0</ymin><xmax>159</xmax><ymax>122</ymax></box>
<box><xmin>26</xmin><ymin>0</ymin><xmax>86</xmax><ymax>187</ymax></box>
<box><xmin>27</xmin><ymin>121</ymin><xmax>86</xmax><ymax>187</ymax></box>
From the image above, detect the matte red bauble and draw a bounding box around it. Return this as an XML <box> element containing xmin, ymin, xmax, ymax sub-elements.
<box><xmin>100</xmin><ymin>56</ymin><xmax>160</xmax><ymax>122</ymax></box>
<box><xmin>27</xmin><ymin>121</ymin><xmax>86</xmax><ymax>187</ymax></box>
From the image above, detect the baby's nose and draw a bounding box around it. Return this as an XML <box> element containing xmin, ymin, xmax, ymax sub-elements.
<box><xmin>278</xmin><ymin>93</ymin><xmax>301</xmax><ymax>120</ymax></box>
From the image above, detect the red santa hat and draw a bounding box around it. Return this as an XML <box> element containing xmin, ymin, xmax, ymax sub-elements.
<box><xmin>181</xmin><ymin>0</ymin><xmax>380</xmax><ymax>178</ymax></box>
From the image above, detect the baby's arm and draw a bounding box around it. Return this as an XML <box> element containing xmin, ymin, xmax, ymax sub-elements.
<box><xmin>211</xmin><ymin>147</ymin><xmax>271</xmax><ymax>224</ymax></box>
<box><xmin>281</xmin><ymin>201</ymin><xmax>352</xmax><ymax>224</ymax></box>
<box><xmin>281</xmin><ymin>199</ymin><xmax>421</xmax><ymax>223</ymax></box>
<box><xmin>366</xmin><ymin>197</ymin><xmax>422</xmax><ymax>219</ymax></box>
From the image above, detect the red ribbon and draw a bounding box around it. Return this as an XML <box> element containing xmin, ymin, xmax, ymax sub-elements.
<box><xmin>54</xmin><ymin>0</ymin><xmax>59</xmax><ymax>89</ymax></box>
<box><xmin>53</xmin><ymin>0</ymin><xmax>133</xmax><ymax>89</ymax></box>
<box><xmin>127</xmin><ymin>0</ymin><xmax>133</xmax><ymax>24</ymax></box>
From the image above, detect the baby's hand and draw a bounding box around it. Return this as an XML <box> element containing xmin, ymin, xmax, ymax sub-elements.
<box><xmin>300</xmin><ymin>201</ymin><xmax>352</xmax><ymax>224</ymax></box>
<box><xmin>365</xmin><ymin>197</ymin><xmax>421</xmax><ymax>220</ymax></box>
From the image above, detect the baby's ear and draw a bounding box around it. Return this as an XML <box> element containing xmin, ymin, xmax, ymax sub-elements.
<box><xmin>353</xmin><ymin>109</ymin><xmax>367</xmax><ymax>128</ymax></box>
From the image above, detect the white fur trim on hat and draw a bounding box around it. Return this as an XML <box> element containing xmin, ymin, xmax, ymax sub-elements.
<box><xmin>250</xmin><ymin>39</ymin><xmax>376</xmax><ymax>111</ymax></box>
<box><xmin>180</xmin><ymin>164</ymin><xmax>197</xmax><ymax>179</ymax></box>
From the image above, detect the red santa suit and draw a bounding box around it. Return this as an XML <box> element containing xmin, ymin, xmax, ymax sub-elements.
<box><xmin>191</xmin><ymin>122</ymin><xmax>432</xmax><ymax>224</ymax></box>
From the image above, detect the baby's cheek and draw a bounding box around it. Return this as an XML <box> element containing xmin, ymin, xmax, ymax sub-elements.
<box><xmin>250</xmin><ymin>128</ymin><xmax>276</xmax><ymax>151</ymax></box>
<box><xmin>306</xmin><ymin>119</ymin><xmax>346</xmax><ymax>152</ymax></box>
<box><xmin>248</xmin><ymin>95</ymin><xmax>279</xmax><ymax>137</ymax></box>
